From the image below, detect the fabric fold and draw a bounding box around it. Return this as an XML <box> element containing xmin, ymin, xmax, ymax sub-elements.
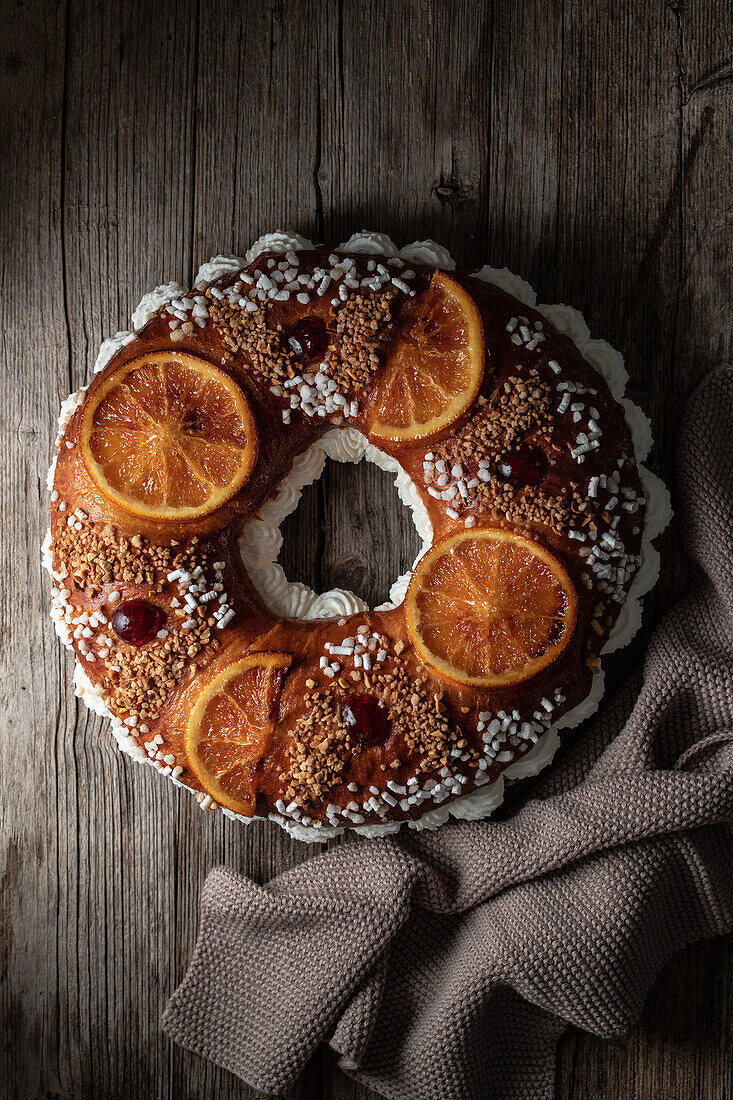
<box><xmin>164</xmin><ymin>366</ymin><xmax>733</xmax><ymax>1100</ymax></box>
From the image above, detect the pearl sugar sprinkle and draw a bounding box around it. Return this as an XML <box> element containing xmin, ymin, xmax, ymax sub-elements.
<box><xmin>165</xmin><ymin>294</ymin><xmax>210</xmax><ymax>341</ymax></box>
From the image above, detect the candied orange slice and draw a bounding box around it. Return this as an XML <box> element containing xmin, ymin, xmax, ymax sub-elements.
<box><xmin>81</xmin><ymin>352</ymin><xmax>257</xmax><ymax>520</ymax></box>
<box><xmin>185</xmin><ymin>652</ymin><xmax>291</xmax><ymax>816</ymax></box>
<box><xmin>367</xmin><ymin>272</ymin><xmax>484</xmax><ymax>444</ymax></box>
<box><xmin>405</xmin><ymin>529</ymin><xmax>577</xmax><ymax>688</ymax></box>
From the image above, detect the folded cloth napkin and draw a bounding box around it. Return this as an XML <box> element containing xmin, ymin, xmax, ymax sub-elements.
<box><xmin>164</xmin><ymin>366</ymin><xmax>733</xmax><ymax>1100</ymax></box>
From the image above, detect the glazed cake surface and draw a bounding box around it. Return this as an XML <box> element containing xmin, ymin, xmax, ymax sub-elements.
<box><xmin>44</xmin><ymin>230</ymin><xmax>671</xmax><ymax>840</ymax></box>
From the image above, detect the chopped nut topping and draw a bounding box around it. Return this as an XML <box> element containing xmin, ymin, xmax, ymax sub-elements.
<box><xmin>284</xmin><ymin>653</ymin><xmax>478</xmax><ymax>810</ymax></box>
<box><xmin>334</xmin><ymin>291</ymin><xmax>395</xmax><ymax>389</ymax></box>
<box><xmin>207</xmin><ymin>300</ymin><xmax>291</xmax><ymax>382</ymax></box>
<box><xmin>206</xmin><ymin>283</ymin><xmax>395</xmax><ymax>400</ymax></box>
<box><xmin>52</xmin><ymin>519</ymin><xmax>221</xmax><ymax>721</ymax></box>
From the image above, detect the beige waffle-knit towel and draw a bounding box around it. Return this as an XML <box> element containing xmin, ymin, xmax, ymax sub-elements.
<box><xmin>164</xmin><ymin>366</ymin><xmax>733</xmax><ymax>1100</ymax></box>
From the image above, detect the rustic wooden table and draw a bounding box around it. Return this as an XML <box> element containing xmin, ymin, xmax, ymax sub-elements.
<box><xmin>2</xmin><ymin>1</ymin><xmax>731</xmax><ymax>1097</ymax></box>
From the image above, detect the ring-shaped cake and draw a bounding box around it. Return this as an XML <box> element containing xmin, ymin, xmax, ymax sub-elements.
<box><xmin>44</xmin><ymin>230</ymin><xmax>671</xmax><ymax>840</ymax></box>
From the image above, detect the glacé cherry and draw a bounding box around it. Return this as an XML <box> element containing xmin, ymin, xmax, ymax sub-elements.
<box><xmin>111</xmin><ymin>599</ymin><xmax>165</xmax><ymax>646</ymax></box>
<box><xmin>496</xmin><ymin>445</ymin><xmax>549</xmax><ymax>487</ymax></box>
<box><xmin>285</xmin><ymin>317</ymin><xmax>329</xmax><ymax>365</ymax></box>
<box><xmin>342</xmin><ymin>694</ymin><xmax>390</xmax><ymax>746</ymax></box>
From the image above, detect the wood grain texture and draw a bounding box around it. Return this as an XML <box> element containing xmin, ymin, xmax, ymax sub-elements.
<box><xmin>1</xmin><ymin>1</ymin><xmax>731</xmax><ymax>1098</ymax></box>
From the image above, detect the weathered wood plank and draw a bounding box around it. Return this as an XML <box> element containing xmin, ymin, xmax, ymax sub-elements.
<box><xmin>317</xmin><ymin>0</ymin><xmax>494</xmax><ymax>617</ymax></box>
<box><xmin>173</xmin><ymin>3</ymin><xmax>328</xmax><ymax>1097</ymax></box>
<box><xmin>554</xmin><ymin>0</ymin><xmax>733</xmax><ymax>1093</ymax></box>
<box><xmin>318</xmin><ymin>0</ymin><xmax>493</xmax><ymax>264</ymax></box>
<box><xmin>48</xmin><ymin>2</ymin><xmax>202</xmax><ymax>1095</ymax></box>
<box><xmin>0</xmin><ymin>0</ymin><xmax>68</xmax><ymax>1095</ymax></box>
<box><xmin>557</xmin><ymin>935</ymin><xmax>733</xmax><ymax>1099</ymax></box>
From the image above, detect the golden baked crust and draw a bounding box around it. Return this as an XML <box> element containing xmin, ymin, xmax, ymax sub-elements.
<box><xmin>48</xmin><ymin>245</ymin><xmax>647</xmax><ymax>833</ymax></box>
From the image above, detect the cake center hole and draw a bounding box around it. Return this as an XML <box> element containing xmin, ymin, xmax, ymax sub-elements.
<box><xmin>279</xmin><ymin>457</ymin><xmax>423</xmax><ymax>608</ymax></box>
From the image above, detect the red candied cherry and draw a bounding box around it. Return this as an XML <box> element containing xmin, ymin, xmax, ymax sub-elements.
<box><xmin>111</xmin><ymin>599</ymin><xmax>165</xmax><ymax>646</ymax></box>
<box><xmin>342</xmin><ymin>694</ymin><xmax>390</xmax><ymax>746</ymax></box>
<box><xmin>285</xmin><ymin>317</ymin><xmax>330</xmax><ymax>365</ymax></box>
<box><xmin>496</xmin><ymin>445</ymin><xmax>549</xmax><ymax>487</ymax></box>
